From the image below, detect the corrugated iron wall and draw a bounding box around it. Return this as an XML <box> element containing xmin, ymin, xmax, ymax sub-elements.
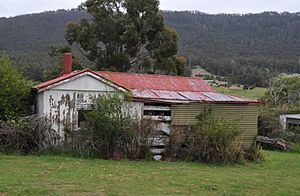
<box><xmin>171</xmin><ymin>103</ymin><xmax>258</xmax><ymax>148</ymax></box>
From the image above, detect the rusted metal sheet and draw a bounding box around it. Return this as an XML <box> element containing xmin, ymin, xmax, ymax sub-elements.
<box><xmin>133</xmin><ymin>90</ymin><xmax>258</xmax><ymax>104</ymax></box>
<box><xmin>202</xmin><ymin>92</ymin><xmax>255</xmax><ymax>103</ymax></box>
<box><xmin>132</xmin><ymin>89</ymin><xmax>188</xmax><ymax>100</ymax></box>
<box><xmin>97</xmin><ymin>71</ymin><xmax>215</xmax><ymax>92</ymax></box>
<box><xmin>178</xmin><ymin>91</ymin><xmax>212</xmax><ymax>101</ymax></box>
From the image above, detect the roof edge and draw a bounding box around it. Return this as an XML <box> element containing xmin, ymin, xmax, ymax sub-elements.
<box><xmin>33</xmin><ymin>69</ymin><xmax>130</xmax><ymax>92</ymax></box>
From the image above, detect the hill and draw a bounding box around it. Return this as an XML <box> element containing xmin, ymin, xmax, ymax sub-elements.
<box><xmin>163</xmin><ymin>11</ymin><xmax>300</xmax><ymax>86</ymax></box>
<box><xmin>0</xmin><ymin>10</ymin><xmax>89</xmax><ymax>80</ymax></box>
<box><xmin>1</xmin><ymin>10</ymin><xmax>300</xmax><ymax>84</ymax></box>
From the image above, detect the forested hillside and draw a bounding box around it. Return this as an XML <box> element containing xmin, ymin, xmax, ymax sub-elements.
<box><xmin>0</xmin><ymin>10</ymin><xmax>89</xmax><ymax>80</ymax></box>
<box><xmin>1</xmin><ymin>10</ymin><xmax>300</xmax><ymax>85</ymax></box>
<box><xmin>163</xmin><ymin>11</ymin><xmax>300</xmax><ymax>86</ymax></box>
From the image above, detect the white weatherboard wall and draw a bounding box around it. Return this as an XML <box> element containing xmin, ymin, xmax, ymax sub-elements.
<box><xmin>36</xmin><ymin>73</ymin><xmax>143</xmax><ymax>136</ymax></box>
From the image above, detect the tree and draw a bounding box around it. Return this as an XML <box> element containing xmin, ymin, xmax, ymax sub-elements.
<box><xmin>66</xmin><ymin>0</ymin><xmax>186</xmax><ymax>74</ymax></box>
<box><xmin>265</xmin><ymin>74</ymin><xmax>300</xmax><ymax>106</ymax></box>
<box><xmin>0</xmin><ymin>57</ymin><xmax>34</xmax><ymax>121</ymax></box>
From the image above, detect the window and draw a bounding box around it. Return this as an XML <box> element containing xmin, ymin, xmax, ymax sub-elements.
<box><xmin>143</xmin><ymin>110</ymin><xmax>171</xmax><ymax>116</ymax></box>
<box><xmin>286</xmin><ymin>118</ymin><xmax>300</xmax><ymax>131</ymax></box>
<box><xmin>143</xmin><ymin>103</ymin><xmax>171</xmax><ymax>117</ymax></box>
<box><xmin>78</xmin><ymin>110</ymin><xmax>90</xmax><ymax>128</ymax></box>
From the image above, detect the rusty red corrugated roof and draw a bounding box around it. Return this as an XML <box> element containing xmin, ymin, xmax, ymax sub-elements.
<box><xmin>33</xmin><ymin>69</ymin><xmax>260</xmax><ymax>104</ymax></box>
<box><xmin>96</xmin><ymin>71</ymin><xmax>215</xmax><ymax>92</ymax></box>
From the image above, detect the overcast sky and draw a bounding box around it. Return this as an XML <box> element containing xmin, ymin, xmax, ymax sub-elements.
<box><xmin>0</xmin><ymin>0</ymin><xmax>300</xmax><ymax>17</ymax></box>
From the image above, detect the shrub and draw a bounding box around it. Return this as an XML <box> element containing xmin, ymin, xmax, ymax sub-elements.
<box><xmin>244</xmin><ymin>143</ymin><xmax>264</xmax><ymax>162</ymax></box>
<box><xmin>164</xmin><ymin>109</ymin><xmax>244</xmax><ymax>164</ymax></box>
<box><xmin>282</xmin><ymin>130</ymin><xmax>300</xmax><ymax>143</ymax></box>
<box><xmin>258</xmin><ymin>112</ymin><xmax>281</xmax><ymax>137</ymax></box>
<box><xmin>81</xmin><ymin>94</ymin><xmax>154</xmax><ymax>160</ymax></box>
<box><xmin>0</xmin><ymin>115</ymin><xmax>60</xmax><ymax>154</ymax></box>
<box><xmin>0</xmin><ymin>57</ymin><xmax>34</xmax><ymax>121</ymax></box>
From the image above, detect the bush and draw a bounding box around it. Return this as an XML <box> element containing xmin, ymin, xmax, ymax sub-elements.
<box><xmin>258</xmin><ymin>112</ymin><xmax>281</xmax><ymax>137</ymax></box>
<box><xmin>80</xmin><ymin>94</ymin><xmax>155</xmax><ymax>160</ymax></box>
<box><xmin>244</xmin><ymin>143</ymin><xmax>264</xmax><ymax>162</ymax></box>
<box><xmin>282</xmin><ymin>130</ymin><xmax>300</xmax><ymax>143</ymax></box>
<box><xmin>164</xmin><ymin>109</ymin><xmax>244</xmax><ymax>164</ymax></box>
<box><xmin>0</xmin><ymin>115</ymin><xmax>60</xmax><ymax>154</ymax></box>
<box><xmin>0</xmin><ymin>57</ymin><xmax>34</xmax><ymax>121</ymax></box>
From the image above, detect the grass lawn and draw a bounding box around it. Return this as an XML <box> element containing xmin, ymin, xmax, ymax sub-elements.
<box><xmin>0</xmin><ymin>151</ymin><xmax>300</xmax><ymax>195</ymax></box>
<box><xmin>215</xmin><ymin>87</ymin><xmax>267</xmax><ymax>100</ymax></box>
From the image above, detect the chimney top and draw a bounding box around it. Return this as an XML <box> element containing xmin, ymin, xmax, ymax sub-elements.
<box><xmin>63</xmin><ymin>53</ymin><xmax>72</xmax><ymax>75</ymax></box>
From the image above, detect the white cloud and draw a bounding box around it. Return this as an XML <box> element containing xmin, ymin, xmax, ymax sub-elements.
<box><xmin>0</xmin><ymin>0</ymin><xmax>84</xmax><ymax>17</ymax></box>
<box><xmin>0</xmin><ymin>0</ymin><xmax>300</xmax><ymax>17</ymax></box>
<box><xmin>159</xmin><ymin>0</ymin><xmax>300</xmax><ymax>14</ymax></box>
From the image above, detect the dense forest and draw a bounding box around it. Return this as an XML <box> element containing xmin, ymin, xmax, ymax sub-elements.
<box><xmin>0</xmin><ymin>10</ymin><xmax>90</xmax><ymax>81</ymax></box>
<box><xmin>164</xmin><ymin>11</ymin><xmax>300</xmax><ymax>86</ymax></box>
<box><xmin>1</xmin><ymin>10</ymin><xmax>300</xmax><ymax>86</ymax></box>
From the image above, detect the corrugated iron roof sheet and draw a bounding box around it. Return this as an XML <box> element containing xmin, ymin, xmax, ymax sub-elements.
<box><xmin>132</xmin><ymin>90</ymin><xmax>188</xmax><ymax>100</ymax></box>
<box><xmin>97</xmin><ymin>71</ymin><xmax>215</xmax><ymax>92</ymax></box>
<box><xmin>132</xmin><ymin>90</ymin><xmax>258</xmax><ymax>104</ymax></box>
<box><xmin>33</xmin><ymin>69</ymin><xmax>260</xmax><ymax>104</ymax></box>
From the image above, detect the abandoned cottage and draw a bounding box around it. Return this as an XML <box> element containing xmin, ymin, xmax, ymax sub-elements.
<box><xmin>33</xmin><ymin>53</ymin><xmax>260</xmax><ymax>150</ymax></box>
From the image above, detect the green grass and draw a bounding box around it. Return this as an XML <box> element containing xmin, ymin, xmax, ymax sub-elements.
<box><xmin>289</xmin><ymin>143</ymin><xmax>300</xmax><ymax>154</ymax></box>
<box><xmin>215</xmin><ymin>87</ymin><xmax>267</xmax><ymax>99</ymax></box>
<box><xmin>0</xmin><ymin>151</ymin><xmax>300</xmax><ymax>195</ymax></box>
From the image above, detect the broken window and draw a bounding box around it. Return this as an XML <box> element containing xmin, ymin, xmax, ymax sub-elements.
<box><xmin>286</xmin><ymin>118</ymin><xmax>300</xmax><ymax>131</ymax></box>
<box><xmin>143</xmin><ymin>103</ymin><xmax>171</xmax><ymax>117</ymax></box>
<box><xmin>78</xmin><ymin>110</ymin><xmax>90</xmax><ymax>128</ymax></box>
<box><xmin>143</xmin><ymin>110</ymin><xmax>171</xmax><ymax>116</ymax></box>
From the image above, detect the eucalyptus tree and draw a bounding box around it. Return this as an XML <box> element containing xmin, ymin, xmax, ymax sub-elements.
<box><xmin>66</xmin><ymin>0</ymin><xmax>186</xmax><ymax>74</ymax></box>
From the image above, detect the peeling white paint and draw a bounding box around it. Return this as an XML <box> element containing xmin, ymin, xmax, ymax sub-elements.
<box><xmin>36</xmin><ymin>74</ymin><xmax>143</xmax><ymax>137</ymax></box>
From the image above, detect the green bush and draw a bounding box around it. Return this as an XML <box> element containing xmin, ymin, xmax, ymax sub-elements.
<box><xmin>0</xmin><ymin>57</ymin><xmax>34</xmax><ymax>121</ymax></box>
<box><xmin>81</xmin><ymin>93</ymin><xmax>154</xmax><ymax>160</ymax></box>
<box><xmin>164</xmin><ymin>109</ymin><xmax>244</xmax><ymax>164</ymax></box>
<box><xmin>258</xmin><ymin>112</ymin><xmax>281</xmax><ymax>137</ymax></box>
<box><xmin>282</xmin><ymin>130</ymin><xmax>300</xmax><ymax>144</ymax></box>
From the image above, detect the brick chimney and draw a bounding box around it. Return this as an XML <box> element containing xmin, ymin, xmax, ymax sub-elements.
<box><xmin>63</xmin><ymin>53</ymin><xmax>72</xmax><ymax>75</ymax></box>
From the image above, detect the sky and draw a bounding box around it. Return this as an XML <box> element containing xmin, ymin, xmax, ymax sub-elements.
<box><xmin>0</xmin><ymin>0</ymin><xmax>300</xmax><ymax>17</ymax></box>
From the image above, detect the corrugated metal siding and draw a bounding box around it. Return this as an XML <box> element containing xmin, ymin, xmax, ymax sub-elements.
<box><xmin>171</xmin><ymin>103</ymin><xmax>258</xmax><ymax>148</ymax></box>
